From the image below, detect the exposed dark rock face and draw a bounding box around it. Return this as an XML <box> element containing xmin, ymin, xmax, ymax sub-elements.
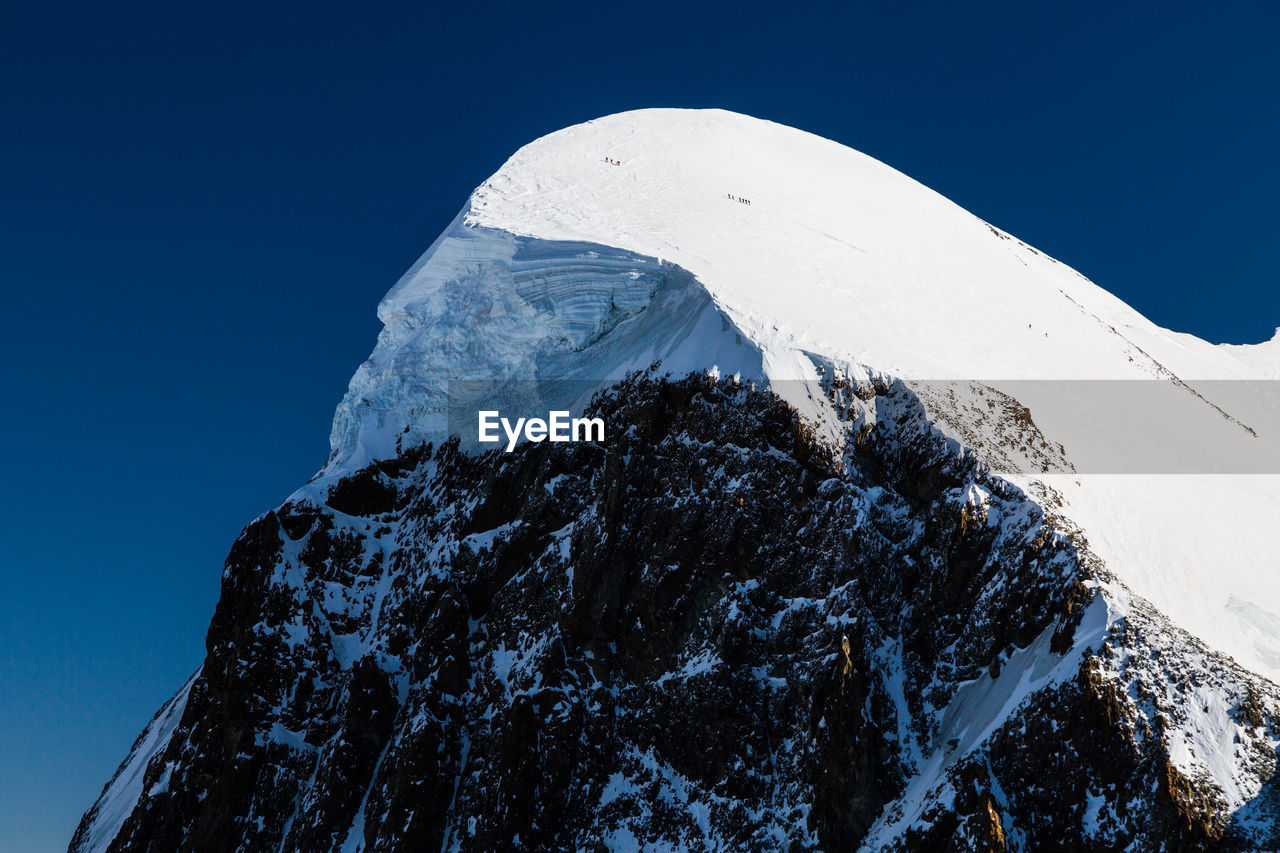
<box><xmin>72</xmin><ymin>374</ymin><xmax>1280</xmax><ymax>852</ymax></box>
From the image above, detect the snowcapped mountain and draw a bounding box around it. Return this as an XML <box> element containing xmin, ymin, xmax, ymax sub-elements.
<box><xmin>74</xmin><ymin>109</ymin><xmax>1280</xmax><ymax>851</ymax></box>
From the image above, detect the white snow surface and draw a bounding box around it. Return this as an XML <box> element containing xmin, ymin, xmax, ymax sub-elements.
<box><xmin>329</xmin><ymin>108</ymin><xmax>1280</xmax><ymax>684</ymax></box>
<box><xmin>861</xmin><ymin>588</ymin><xmax>1117</xmax><ymax>848</ymax></box>
<box><xmin>76</xmin><ymin>671</ymin><xmax>197</xmax><ymax>853</ymax></box>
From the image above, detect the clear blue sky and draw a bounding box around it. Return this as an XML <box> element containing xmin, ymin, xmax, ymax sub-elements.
<box><xmin>1</xmin><ymin>1</ymin><xmax>1276</xmax><ymax>849</ymax></box>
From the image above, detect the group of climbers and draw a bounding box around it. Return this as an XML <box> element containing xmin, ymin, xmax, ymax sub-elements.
<box><xmin>597</xmin><ymin>157</ymin><xmax>754</xmax><ymax>207</ymax></box>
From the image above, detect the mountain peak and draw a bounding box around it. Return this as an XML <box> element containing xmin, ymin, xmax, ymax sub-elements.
<box><xmin>77</xmin><ymin>109</ymin><xmax>1280</xmax><ymax>853</ymax></box>
<box><xmin>321</xmin><ymin>111</ymin><xmax>1280</xmax><ymax>690</ymax></box>
<box><xmin>330</xmin><ymin>108</ymin><xmax>1272</xmax><ymax>475</ymax></box>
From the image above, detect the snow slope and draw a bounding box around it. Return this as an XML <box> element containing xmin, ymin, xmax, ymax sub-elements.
<box><xmin>70</xmin><ymin>672</ymin><xmax>197</xmax><ymax>853</ymax></box>
<box><xmin>330</xmin><ymin>108</ymin><xmax>1280</xmax><ymax>683</ymax></box>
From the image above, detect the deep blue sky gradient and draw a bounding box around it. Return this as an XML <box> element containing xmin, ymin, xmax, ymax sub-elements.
<box><xmin>2</xmin><ymin>1</ymin><xmax>1277</xmax><ymax>849</ymax></box>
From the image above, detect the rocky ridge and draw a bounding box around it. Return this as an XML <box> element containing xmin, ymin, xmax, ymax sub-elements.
<box><xmin>73</xmin><ymin>371</ymin><xmax>1280</xmax><ymax>851</ymax></box>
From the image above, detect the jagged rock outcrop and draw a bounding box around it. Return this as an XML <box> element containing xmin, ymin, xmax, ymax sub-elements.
<box><xmin>72</xmin><ymin>373</ymin><xmax>1280</xmax><ymax>851</ymax></box>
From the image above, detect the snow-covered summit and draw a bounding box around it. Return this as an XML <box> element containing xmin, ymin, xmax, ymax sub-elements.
<box><xmin>442</xmin><ymin>108</ymin><xmax>1274</xmax><ymax>371</ymax></box>
<box><xmin>333</xmin><ymin>108</ymin><xmax>1277</xmax><ymax>464</ymax></box>
<box><xmin>328</xmin><ymin>107</ymin><xmax>1280</xmax><ymax>683</ymax></box>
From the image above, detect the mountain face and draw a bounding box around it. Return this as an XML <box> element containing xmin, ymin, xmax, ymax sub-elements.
<box><xmin>73</xmin><ymin>110</ymin><xmax>1280</xmax><ymax>851</ymax></box>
